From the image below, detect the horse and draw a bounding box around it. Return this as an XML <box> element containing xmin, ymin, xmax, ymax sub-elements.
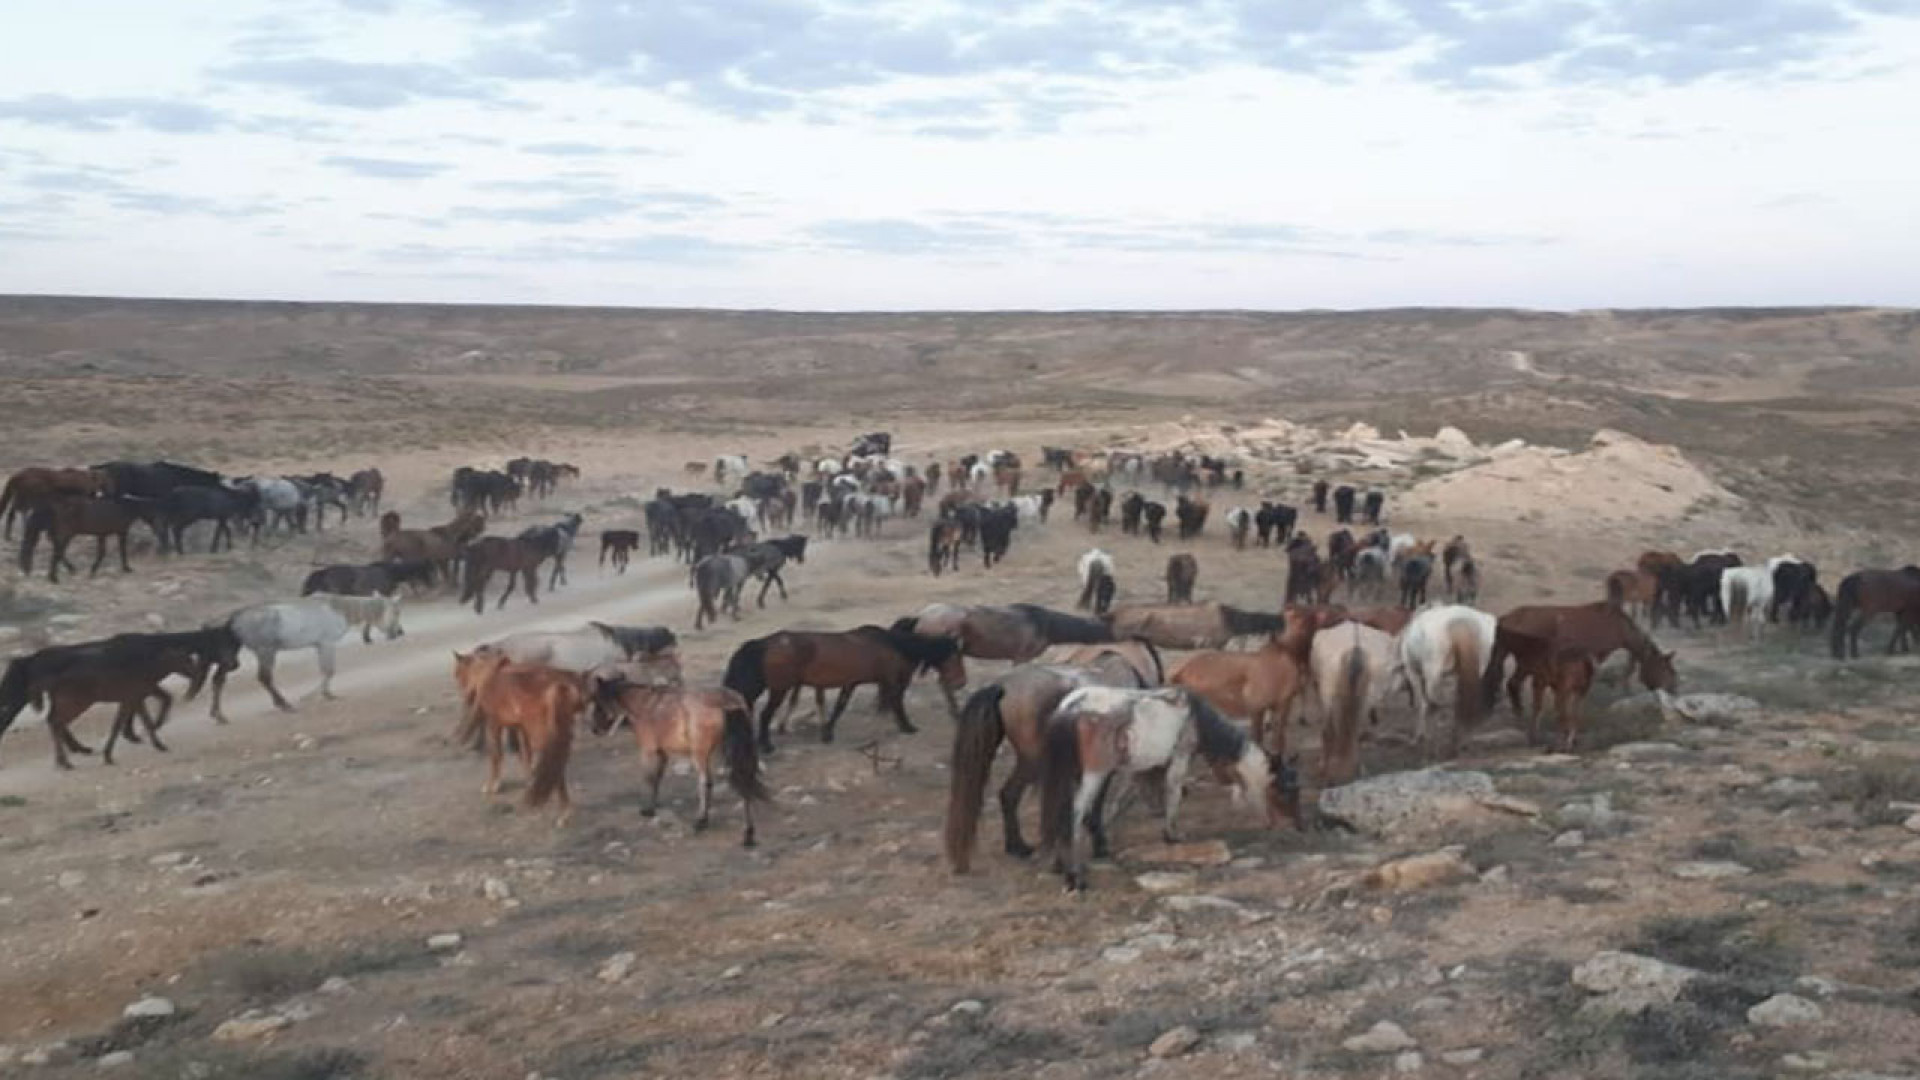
<box><xmin>944</xmin><ymin>650</ymin><xmax>1157</xmax><ymax>873</ymax></box>
<box><xmin>18</xmin><ymin>496</ymin><xmax>158</xmax><ymax>582</ymax></box>
<box><xmin>589</xmin><ymin>677</ymin><xmax>769</xmax><ymax>846</ymax></box>
<box><xmin>346</xmin><ymin>468</ymin><xmax>384</xmax><ymax>516</ymax></box>
<box><xmin>1720</xmin><ymin>565</ymin><xmax>1776</xmax><ymax>641</ymax></box>
<box><xmin>1105</xmin><ymin>602</ymin><xmax>1285</xmax><ymax>650</ymax></box>
<box><xmin>1226</xmin><ymin>506</ymin><xmax>1252</xmax><ymax>549</ymax></box>
<box><xmin>1396</xmin><ymin>605</ymin><xmax>1497</xmax><ymax>760</ymax></box>
<box><xmin>978</xmin><ymin>505</ymin><xmax>1016</xmax><ymax>567</ymax></box>
<box><xmin>1076</xmin><ymin>549</ymin><xmax>1116</xmax><ymax>615</ymax></box>
<box><xmin>301</xmin><ymin>559</ymin><xmax>435</xmax><ymax>598</ymax></box>
<box><xmin>1482</xmin><ymin>601</ymin><xmax>1676</xmax><ymax>721</ymax></box>
<box><xmin>453</xmin><ymin>652</ymin><xmax>587</xmax><ymax>825</ymax></box>
<box><xmin>1454</xmin><ymin>558</ymin><xmax>1481</xmax><ymax>605</ymax></box>
<box><xmin>1171</xmin><ymin>614</ymin><xmax>1319</xmax><ymax>755</ymax></box>
<box><xmin>1038</xmin><ymin>687</ymin><xmax>1300</xmax><ymax>891</ymax></box>
<box><xmin>519</xmin><ymin>513</ymin><xmax>583</xmax><ymax>590</ymax></box>
<box><xmin>1604</xmin><ymin>568</ymin><xmax>1656</xmax><ymax>622</ymax></box>
<box><xmin>724</xmin><ymin>625</ymin><xmax>965</xmax><ymax>751</ymax></box>
<box><xmin>1332</xmin><ymin>485</ymin><xmax>1356</xmax><ymax>524</ymax></box>
<box><xmin>1830</xmin><ymin>568</ymin><xmax>1920</xmax><ymax>659</ymax></box>
<box><xmin>1767</xmin><ymin>556</ymin><xmax>1819</xmax><ymax>625</ymax></box>
<box><xmin>150</xmin><ymin>484</ymin><xmax>259</xmax><ymax>553</ymax></box>
<box><xmin>1442</xmin><ymin>536</ymin><xmax>1472</xmax><ymax>596</ymax></box>
<box><xmin>1175</xmin><ymin>495</ymin><xmax>1209</xmax><ymax>540</ymax></box>
<box><xmin>1142</xmin><ymin>501</ymin><xmax>1167</xmax><ymax>543</ymax></box>
<box><xmin>90</xmin><ymin>460</ymin><xmax>221</xmax><ymax>501</ymax></box>
<box><xmin>738</xmin><ymin>542</ymin><xmax>793</xmax><ymax>607</ymax></box>
<box><xmin>0</xmin><ymin>627</ymin><xmax>238</xmax><ymax>768</ymax></box>
<box><xmin>1362</xmin><ymin>490</ymin><xmax>1385</xmax><ymax>525</ymax></box>
<box><xmin>382</xmin><ymin>510</ymin><xmax>484</xmax><ymax>586</ymax></box>
<box><xmin>599</xmin><ymin>529</ymin><xmax>641</xmax><ymax>573</ymax></box>
<box><xmin>1166</xmin><ymin>553</ymin><xmax>1198</xmax><ymax>604</ymax></box>
<box><xmin>897</xmin><ymin>603</ymin><xmax>1114</xmax><ymax>667</ymax></box>
<box><xmin>211</xmin><ymin>594</ymin><xmax>404</xmax><ymax>720</ymax></box>
<box><xmin>235</xmin><ymin>476</ymin><xmax>312</xmax><ymax>536</ymax></box>
<box><xmin>460</xmin><ymin>535</ymin><xmax>551</xmax><ymax>614</ymax></box>
<box><xmin>1400</xmin><ymin>554</ymin><xmax>1434</xmax><ymax>609</ymax></box>
<box><xmin>1311</xmin><ymin>479</ymin><xmax>1329</xmax><ymax>514</ymax></box>
<box><xmin>928</xmin><ymin>519</ymin><xmax>963</xmax><ymax>576</ymax></box>
<box><xmin>1351</xmin><ymin>547</ymin><xmax>1389</xmax><ymax>602</ymax></box>
<box><xmin>1</xmin><ymin>467</ymin><xmax>110</xmax><ymax>539</ymax></box>
<box><xmin>1306</xmin><ymin>620</ymin><xmax>1398</xmax><ymax>788</ymax></box>
<box><xmin>693</xmin><ymin>553</ymin><xmax>750</xmax><ymax>630</ymax></box>
<box><xmin>1255</xmin><ymin>501</ymin><xmax>1297</xmax><ymax>547</ymax></box>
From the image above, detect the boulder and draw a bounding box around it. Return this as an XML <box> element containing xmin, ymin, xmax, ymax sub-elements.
<box><xmin>1748</xmin><ymin>994</ymin><xmax>1823</xmax><ymax>1028</ymax></box>
<box><xmin>1318</xmin><ymin>770</ymin><xmax>1521</xmax><ymax>839</ymax></box>
<box><xmin>1571</xmin><ymin>951</ymin><xmax>1699</xmax><ymax>1014</ymax></box>
<box><xmin>1149</xmin><ymin>1026</ymin><xmax>1201</xmax><ymax>1058</ymax></box>
<box><xmin>1342</xmin><ymin>1021</ymin><xmax>1417</xmax><ymax>1054</ymax></box>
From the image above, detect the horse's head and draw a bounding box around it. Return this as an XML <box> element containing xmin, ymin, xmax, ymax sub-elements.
<box><xmin>1641</xmin><ymin>649</ymin><xmax>1679</xmax><ymax>695</ymax></box>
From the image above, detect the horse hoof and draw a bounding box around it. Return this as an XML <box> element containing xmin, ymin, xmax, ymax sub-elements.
<box><xmin>639</xmin><ymin>807</ymin><xmax>656</xmax><ymax>818</ymax></box>
<box><xmin>694</xmin><ymin>818</ymin><xmax>710</xmax><ymax>832</ymax></box>
<box><xmin>819</xmin><ymin>731</ymin><xmax>834</xmax><ymax>744</ymax></box>
<box><xmin>1006</xmin><ymin>842</ymin><xmax>1036</xmax><ymax>860</ymax></box>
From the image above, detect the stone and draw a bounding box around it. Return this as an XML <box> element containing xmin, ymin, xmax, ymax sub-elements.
<box><xmin>319</xmin><ymin>977</ymin><xmax>353</xmax><ymax>995</ymax></box>
<box><xmin>1342</xmin><ymin>1020</ymin><xmax>1417</xmax><ymax>1054</ymax></box>
<box><xmin>949</xmin><ymin>1000</ymin><xmax>985</xmax><ymax>1016</ymax></box>
<box><xmin>1764</xmin><ymin>778</ymin><xmax>1824</xmax><ymax>800</ymax></box>
<box><xmin>1318</xmin><ymin>769</ymin><xmax>1513</xmax><ymax>838</ymax></box>
<box><xmin>1364</xmin><ymin>848</ymin><xmax>1474</xmax><ymax>892</ymax></box>
<box><xmin>1213</xmin><ymin>1031</ymin><xmax>1259</xmax><ymax>1053</ymax></box>
<box><xmin>96</xmin><ymin>1050</ymin><xmax>135</xmax><ymax>1069</ymax></box>
<box><xmin>1669</xmin><ymin>860</ymin><xmax>1752</xmax><ymax>880</ymax></box>
<box><xmin>1134</xmin><ymin>872</ymin><xmax>1196</xmax><ymax>894</ymax></box>
<box><xmin>1552</xmin><ymin>830</ymin><xmax>1586</xmax><ymax>849</ymax></box>
<box><xmin>1797</xmin><ymin>975</ymin><xmax>1838</xmax><ymax>999</ymax></box>
<box><xmin>21</xmin><ymin>1042</ymin><xmax>72</xmax><ymax>1066</ymax></box>
<box><xmin>426</xmin><ymin>933</ymin><xmax>463</xmax><ymax>952</ymax></box>
<box><xmin>1782</xmin><ymin>1051</ymin><xmax>1831</xmax><ymax>1072</ymax></box>
<box><xmin>1149</xmin><ymin>1026</ymin><xmax>1201</xmax><ymax>1058</ymax></box>
<box><xmin>1608</xmin><ymin>741</ymin><xmax>1686</xmax><ymax>761</ymax></box>
<box><xmin>1440</xmin><ymin>1048</ymin><xmax>1485</xmax><ymax>1066</ymax></box>
<box><xmin>1571</xmin><ymin>951</ymin><xmax>1699</xmax><ymax>1013</ymax></box>
<box><xmin>1903</xmin><ymin>812</ymin><xmax>1920</xmax><ymax>835</ymax></box>
<box><xmin>122</xmin><ymin>996</ymin><xmax>175</xmax><ymax>1019</ymax></box>
<box><xmin>598</xmin><ymin>952</ymin><xmax>637</xmax><ymax>984</ymax></box>
<box><xmin>211</xmin><ymin>1011</ymin><xmax>292</xmax><ymax>1042</ymax></box>
<box><xmin>149</xmin><ymin>852</ymin><xmax>187</xmax><ymax>867</ymax></box>
<box><xmin>1747</xmin><ymin>993</ymin><xmax>1823</xmax><ymax>1028</ymax></box>
<box><xmin>482</xmin><ymin>878</ymin><xmax>513</xmax><ymax>902</ymax></box>
<box><xmin>143</xmin><ymin>612</ymin><xmax>166</xmax><ymax>630</ymax></box>
<box><xmin>1126</xmin><ymin>839</ymin><xmax>1232</xmax><ymax>866</ymax></box>
<box><xmin>1394</xmin><ymin>1051</ymin><xmax>1424</xmax><ymax>1073</ymax></box>
<box><xmin>57</xmin><ymin>871</ymin><xmax>86</xmax><ymax>890</ymax></box>
<box><xmin>1162</xmin><ymin>894</ymin><xmax>1265</xmax><ymax>923</ymax></box>
<box><xmin>1557</xmin><ymin>794</ymin><xmax>1621</xmax><ymax>834</ymax></box>
<box><xmin>1664</xmin><ymin>693</ymin><xmax>1762</xmax><ymax>725</ymax></box>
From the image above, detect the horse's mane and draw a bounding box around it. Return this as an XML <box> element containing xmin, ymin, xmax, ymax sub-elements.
<box><xmin>592</xmin><ymin>622</ymin><xmax>677</xmax><ymax>657</ymax></box>
<box><xmin>1131</xmin><ymin>637</ymin><xmax>1166</xmax><ymax>686</ymax></box>
<box><xmin>1012</xmin><ymin>604</ymin><xmax>1114</xmax><ymax>645</ymax></box>
<box><xmin>1182</xmin><ymin>691</ymin><xmax>1249</xmax><ymax>767</ymax></box>
<box><xmin>864</xmin><ymin>625</ymin><xmax>959</xmax><ymax>672</ymax></box>
<box><xmin>1221</xmin><ymin>606</ymin><xmax>1285</xmax><ymax>637</ymax></box>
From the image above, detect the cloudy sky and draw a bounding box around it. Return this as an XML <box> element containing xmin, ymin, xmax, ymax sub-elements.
<box><xmin>2</xmin><ymin>0</ymin><xmax>1916</xmax><ymax>310</ymax></box>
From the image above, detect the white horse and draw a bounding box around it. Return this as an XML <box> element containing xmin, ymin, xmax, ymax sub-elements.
<box><xmin>815</xmin><ymin>457</ymin><xmax>841</xmax><ymax>478</ymax></box>
<box><xmin>1387</xmin><ymin>532</ymin><xmax>1420</xmax><ymax>566</ymax></box>
<box><xmin>1012</xmin><ymin>493</ymin><xmax>1050</xmax><ymax>524</ymax></box>
<box><xmin>1225</xmin><ymin>507</ymin><xmax>1252</xmax><ymax>548</ymax></box>
<box><xmin>714</xmin><ymin>454</ymin><xmax>749</xmax><ymax>486</ymax></box>
<box><xmin>212</xmin><ymin>593</ymin><xmax>403</xmax><ymax>719</ymax></box>
<box><xmin>1720</xmin><ymin>565</ymin><xmax>1775</xmax><ymax>641</ymax></box>
<box><xmin>968</xmin><ymin>460</ymin><xmax>992</xmax><ymax>490</ymax></box>
<box><xmin>1076</xmin><ymin>548</ymin><xmax>1115</xmax><ymax>611</ymax></box>
<box><xmin>1395</xmin><ymin>604</ymin><xmax>1496</xmax><ymax>760</ymax></box>
<box><xmin>726</xmin><ymin>496</ymin><xmax>763</xmax><ymax>531</ymax></box>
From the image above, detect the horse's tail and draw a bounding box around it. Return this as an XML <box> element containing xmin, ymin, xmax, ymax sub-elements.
<box><xmin>0</xmin><ymin>655</ymin><xmax>37</xmax><ymax>745</ymax></box>
<box><xmin>945</xmin><ymin>684</ymin><xmax>1007</xmax><ymax>873</ymax></box>
<box><xmin>1605</xmin><ymin>572</ymin><xmax>1626</xmax><ymax>611</ymax></box>
<box><xmin>1451</xmin><ymin>621</ymin><xmax>1485</xmax><ymax>733</ymax></box>
<box><xmin>1036</xmin><ymin>707</ymin><xmax>1083</xmax><ymax>857</ymax></box>
<box><xmin>1479</xmin><ymin>625</ymin><xmax>1510</xmax><ymax>712</ymax></box>
<box><xmin>1830</xmin><ymin>572</ymin><xmax>1861</xmax><ymax>658</ymax></box>
<box><xmin>525</xmin><ymin>688</ymin><xmax>576</xmax><ymax>808</ymax></box>
<box><xmin>0</xmin><ymin>475</ymin><xmax>17</xmax><ymax>535</ymax></box>
<box><xmin>459</xmin><ymin>550</ymin><xmax>485</xmax><ymax>604</ymax></box>
<box><xmin>722</xmin><ymin>706</ymin><xmax>770</xmax><ymax>804</ymax></box>
<box><xmin>1327</xmin><ymin>642</ymin><xmax>1368</xmax><ymax>779</ymax></box>
<box><xmin>722</xmin><ymin>637</ymin><xmax>767</xmax><ymax>707</ymax></box>
<box><xmin>17</xmin><ymin>505</ymin><xmax>52</xmax><ymax>574</ymax></box>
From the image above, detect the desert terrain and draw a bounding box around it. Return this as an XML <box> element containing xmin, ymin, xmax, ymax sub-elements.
<box><xmin>2</xmin><ymin>297</ymin><xmax>1919</xmax><ymax>1080</ymax></box>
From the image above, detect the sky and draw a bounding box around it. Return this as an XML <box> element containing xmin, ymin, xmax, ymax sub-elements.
<box><xmin>1</xmin><ymin>0</ymin><xmax>1917</xmax><ymax>311</ymax></box>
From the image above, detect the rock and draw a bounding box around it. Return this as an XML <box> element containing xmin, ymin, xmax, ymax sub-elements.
<box><xmin>143</xmin><ymin>612</ymin><xmax>166</xmax><ymax>630</ymax></box>
<box><xmin>149</xmin><ymin>852</ymin><xmax>188</xmax><ymax>867</ymax></box>
<box><xmin>1364</xmin><ymin>848</ymin><xmax>1474</xmax><ymax>892</ymax></box>
<box><xmin>1102</xmin><ymin>946</ymin><xmax>1144</xmax><ymax>963</ymax></box>
<box><xmin>482</xmin><ymin>877</ymin><xmax>513</xmax><ymax>902</ymax></box>
<box><xmin>1162</xmin><ymin>894</ymin><xmax>1266</xmax><ymax>923</ymax></box>
<box><xmin>1763</xmin><ymin>778</ymin><xmax>1823</xmax><ymax>801</ymax></box>
<box><xmin>1552</xmin><ymin>830</ymin><xmax>1586</xmax><ymax>849</ymax></box>
<box><xmin>597</xmin><ymin>951</ymin><xmax>637</xmax><ymax>984</ymax></box>
<box><xmin>426</xmin><ymin>933</ymin><xmax>463</xmax><ymax>952</ymax></box>
<box><xmin>122</xmin><ymin>996</ymin><xmax>175</xmax><ymax>1019</ymax></box>
<box><xmin>949</xmin><ymin>1000</ymin><xmax>985</xmax><ymax>1016</ymax></box>
<box><xmin>1126</xmin><ymin>839</ymin><xmax>1232</xmax><ymax>866</ymax></box>
<box><xmin>211</xmin><ymin>1011</ymin><xmax>292</xmax><ymax>1042</ymax></box>
<box><xmin>1318</xmin><ymin>769</ymin><xmax>1515</xmax><ymax>838</ymax></box>
<box><xmin>1748</xmin><ymin>993</ymin><xmax>1823</xmax><ymax>1028</ymax></box>
<box><xmin>1571</xmin><ymin>951</ymin><xmax>1699</xmax><ymax>1013</ymax></box>
<box><xmin>1782</xmin><ymin>1051</ymin><xmax>1831</xmax><ymax>1072</ymax></box>
<box><xmin>1394</xmin><ymin>1051</ymin><xmax>1425</xmax><ymax>1073</ymax></box>
<box><xmin>21</xmin><ymin>1042</ymin><xmax>72</xmax><ymax>1066</ymax></box>
<box><xmin>1441</xmin><ymin>1048</ymin><xmax>1485</xmax><ymax>1066</ymax></box>
<box><xmin>1134</xmin><ymin>872</ymin><xmax>1196</xmax><ymax>894</ymax></box>
<box><xmin>1608</xmin><ymin>741</ymin><xmax>1686</xmax><ymax>761</ymax></box>
<box><xmin>1149</xmin><ymin>1025</ymin><xmax>1200</xmax><ymax>1058</ymax></box>
<box><xmin>1342</xmin><ymin>1020</ymin><xmax>1417</xmax><ymax>1054</ymax></box>
<box><xmin>1903</xmin><ymin>812</ymin><xmax>1920</xmax><ymax>835</ymax></box>
<box><xmin>1669</xmin><ymin>860</ymin><xmax>1752</xmax><ymax>880</ymax></box>
<box><xmin>96</xmin><ymin>1050</ymin><xmax>135</xmax><ymax>1069</ymax></box>
<box><xmin>57</xmin><ymin>871</ymin><xmax>86</xmax><ymax>890</ymax></box>
<box><xmin>1664</xmin><ymin>693</ymin><xmax>1762</xmax><ymax>725</ymax></box>
<box><xmin>1213</xmin><ymin>1030</ymin><xmax>1259</xmax><ymax>1053</ymax></box>
<box><xmin>1478</xmin><ymin>864</ymin><xmax>1509</xmax><ymax>884</ymax></box>
<box><xmin>1556</xmin><ymin>794</ymin><xmax>1622</xmax><ymax>835</ymax></box>
<box><xmin>1463</xmin><ymin>728</ymin><xmax>1529</xmax><ymax>752</ymax></box>
<box><xmin>1797</xmin><ymin>975</ymin><xmax>1838</xmax><ymax>999</ymax></box>
<box><xmin>319</xmin><ymin>977</ymin><xmax>353</xmax><ymax>995</ymax></box>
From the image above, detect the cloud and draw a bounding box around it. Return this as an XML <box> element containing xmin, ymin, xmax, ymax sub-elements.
<box><xmin>321</xmin><ymin>155</ymin><xmax>450</xmax><ymax>179</ymax></box>
<box><xmin>373</xmin><ymin>232</ymin><xmax>740</xmax><ymax>264</ymax></box>
<box><xmin>521</xmin><ymin>140</ymin><xmax>653</xmax><ymax>157</ymax></box>
<box><xmin>450</xmin><ymin>194</ymin><xmax>639</xmax><ymax>223</ymax></box>
<box><xmin>212</xmin><ymin>57</ymin><xmax>495</xmax><ymax>109</ymax></box>
<box><xmin>0</xmin><ymin>94</ymin><xmax>227</xmax><ymax>133</ymax></box>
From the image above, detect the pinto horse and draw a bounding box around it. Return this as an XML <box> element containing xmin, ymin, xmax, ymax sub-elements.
<box><xmin>1038</xmin><ymin>687</ymin><xmax>1300</xmax><ymax>891</ymax></box>
<box><xmin>944</xmin><ymin>650</ymin><xmax>1155</xmax><ymax>873</ymax></box>
<box><xmin>453</xmin><ymin>653</ymin><xmax>588</xmax><ymax>825</ymax></box>
<box><xmin>723</xmin><ymin>625</ymin><xmax>966</xmax><ymax>752</ymax></box>
<box><xmin>589</xmin><ymin>678</ymin><xmax>769</xmax><ymax>846</ymax></box>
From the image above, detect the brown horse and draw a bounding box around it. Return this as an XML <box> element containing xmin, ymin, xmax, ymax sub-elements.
<box><xmin>1166</xmin><ymin>553</ymin><xmax>1198</xmax><ymax>603</ymax></box>
<box><xmin>1484</xmin><ymin>602</ymin><xmax>1677</xmax><ymax>727</ymax></box>
<box><xmin>19</xmin><ymin>496</ymin><xmax>157</xmax><ymax>582</ymax></box>
<box><xmin>453</xmin><ymin>653</ymin><xmax>587</xmax><ymax>825</ymax></box>
<box><xmin>1041</xmin><ymin>639</ymin><xmax>1166</xmax><ymax>687</ymax></box>
<box><xmin>723</xmin><ymin>625</ymin><xmax>966</xmax><ymax>752</ymax></box>
<box><xmin>1105</xmin><ymin>602</ymin><xmax>1285</xmax><ymax>650</ymax></box>
<box><xmin>1637</xmin><ymin>549</ymin><xmax>1684</xmax><ymax>578</ymax></box>
<box><xmin>899</xmin><ymin>603</ymin><xmax>1115</xmax><ymax>665</ymax></box>
<box><xmin>460</xmin><ymin>535</ymin><xmax>551</xmax><ymax>614</ymax></box>
<box><xmin>381</xmin><ymin>509</ymin><xmax>484</xmax><ymax>583</ymax></box>
<box><xmin>944</xmin><ymin>651</ymin><xmax>1155</xmax><ymax>873</ymax></box>
<box><xmin>32</xmin><ymin>646</ymin><xmax>205</xmax><ymax>769</ymax></box>
<box><xmin>590</xmin><ymin>678</ymin><xmax>770</xmax><ymax>846</ymax></box>
<box><xmin>1170</xmin><ymin>606</ymin><xmax>1334</xmax><ymax>754</ymax></box>
<box><xmin>1605</xmin><ymin>568</ymin><xmax>1658</xmax><ymax>622</ymax></box>
<box><xmin>1</xmin><ymin>467</ymin><xmax>110</xmax><ymax>539</ymax></box>
<box><xmin>1830</xmin><ymin>568</ymin><xmax>1920</xmax><ymax>658</ymax></box>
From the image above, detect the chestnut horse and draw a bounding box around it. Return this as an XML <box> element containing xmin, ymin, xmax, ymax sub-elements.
<box><xmin>381</xmin><ymin>509</ymin><xmax>484</xmax><ymax>587</ymax></box>
<box><xmin>1171</xmin><ymin>607</ymin><xmax>1336</xmax><ymax>755</ymax></box>
<box><xmin>723</xmin><ymin>625</ymin><xmax>966</xmax><ymax>752</ymax></box>
<box><xmin>453</xmin><ymin>653</ymin><xmax>588</xmax><ymax>825</ymax></box>
<box><xmin>1484</xmin><ymin>601</ymin><xmax>1676</xmax><ymax>716</ymax></box>
<box><xmin>1</xmin><ymin>467</ymin><xmax>110</xmax><ymax>539</ymax></box>
<box><xmin>1104</xmin><ymin>602</ymin><xmax>1285</xmax><ymax>650</ymax></box>
<box><xmin>1830</xmin><ymin>568</ymin><xmax>1920</xmax><ymax>659</ymax></box>
<box><xmin>18</xmin><ymin>496</ymin><xmax>158</xmax><ymax>582</ymax></box>
<box><xmin>589</xmin><ymin>678</ymin><xmax>769</xmax><ymax>846</ymax></box>
<box><xmin>944</xmin><ymin>649</ymin><xmax>1156</xmax><ymax>873</ymax></box>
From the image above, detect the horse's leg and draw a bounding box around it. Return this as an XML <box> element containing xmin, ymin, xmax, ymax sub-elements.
<box><xmin>316</xmin><ymin>643</ymin><xmax>339</xmax><ymax>700</ymax></box>
<box><xmin>822</xmin><ymin>686</ymin><xmax>858</xmax><ymax>742</ymax></box>
<box><xmin>256</xmin><ymin>649</ymin><xmax>296</xmax><ymax>712</ymax></box>
<box><xmin>1161</xmin><ymin>754</ymin><xmax>1190</xmax><ymax>844</ymax></box>
<box><xmin>999</xmin><ymin>759</ymin><xmax>1035</xmax><ymax>859</ymax></box>
<box><xmin>210</xmin><ymin>664</ymin><xmax>230</xmax><ymax>723</ymax></box>
<box><xmin>694</xmin><ymin>753</ymin><xmax>713</xmax><ymax>831</ymax></box>
<box><xmin>103</xmin><ymin>702</ymin><xmax>136</xmax><ymax>764</ymax></box>
<box><xmin>757</xmin><ymin>689</ymin><xmax>786</xmax><ymax>754</ymax></box>
<box><xmin>1087</xmin><ymin>772</ymin><xmax>1119</xmax><ymax>860</ymax></box>
<box><xmin>88</xmin><ymin>533</ymin><xmax>108</xmax><ymax>577</ymax></box>
<box><xmin>524</xmin><ymin>566</ymin><xmax>539</xmax><ymax>605</ymax></box>
<box><xmin>773</xmin><ymin>569</ymin><xmax>787</xmax><ymax>601</ymax></box>
<box><xmin>886</xmin><ymin>679</ymin><xmax>916</xmax><ymax>735</ymax></box>
<box><xmin>48</xmin><ymin>698</ymin><xmax>86</xmax><ymax>770</ymax></box>
<box><xmin>1065</xmin><ymin>772</ymin><xmax>1105</xmax><ymax>891</ymax></box>
<box><xmin>497</xmin><ymin>570</ymin><xmax>516</xmax><ymax>610</ymax></box>
<box><xmin>141</xmin><ymin>692</ymin><xmax>171</xmax><ymax>752</ymax></box>
<box><xmin>485</xmin><ymin>726</ymin><xmax>505</xmax><ymax>795</ymax></box>
<box><xmin>638</xmin><ymin>748</ymin><xmax>666</xmax><ymax>816</ymax></box>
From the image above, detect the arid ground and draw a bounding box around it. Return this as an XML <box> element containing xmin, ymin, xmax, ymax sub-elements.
<box><xmin>2</xmin><ymin>298</ymin><xmax>1919</xmax><ymax>1080</ymax></box>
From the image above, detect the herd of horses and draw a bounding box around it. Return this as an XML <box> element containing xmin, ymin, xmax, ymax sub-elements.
<box><xmin>6</xmin><ymin>431</ymin><xmax>1917</xmax><ymax>899</ymax></box>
